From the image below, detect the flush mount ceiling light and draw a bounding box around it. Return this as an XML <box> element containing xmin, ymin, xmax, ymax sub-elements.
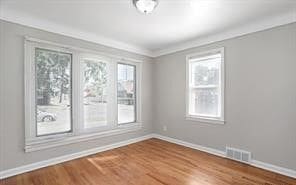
<box><xmin>133</xmin><ymin>0</ymin><xmax>159</xmax><ymax>14</ymax></box>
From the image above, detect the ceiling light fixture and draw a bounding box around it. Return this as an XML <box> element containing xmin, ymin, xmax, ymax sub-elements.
<box><xmin>133</xmin><ymin>0</ymin><xmax>159</xmax><ymax>14</ymax></box>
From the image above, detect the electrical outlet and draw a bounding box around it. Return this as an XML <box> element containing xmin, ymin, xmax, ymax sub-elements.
<box><xmin>163</xmin><ymin>125</ymin><xmax>167</xmax><ymax>131</ymax></box>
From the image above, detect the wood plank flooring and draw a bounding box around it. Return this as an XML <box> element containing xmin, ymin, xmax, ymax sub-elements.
<box><xmin>1</xmin><ymin>139</ymin><xmax>295</xmax><ymax>185</ymax></box>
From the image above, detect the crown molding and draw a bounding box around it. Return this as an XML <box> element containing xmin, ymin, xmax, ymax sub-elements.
<box><xmin>0</xmin><ymin>8</ymin><xmax>295</xmax><ymax>58</ymax></box>
<box><xmin>151</xmin><ymin>11</ymin><xmax>296</xmax><ymax>57</ymax></box>
<box><xmin>0</xmin><ymin>8</ymin><xmax>154</xmax><ymax>57</ymax></box>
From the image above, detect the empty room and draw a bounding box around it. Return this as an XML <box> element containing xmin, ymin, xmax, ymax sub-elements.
<box><xmin>0</xmin><ymin>0</ymin><xmax>296</xmax><ymax>184</ymax></box>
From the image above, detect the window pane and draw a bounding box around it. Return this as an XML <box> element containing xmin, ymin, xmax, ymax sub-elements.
<box><xmin>83</xmin><ymin>59</ymin><xmax>108</xmax><ymax>129</ymax></box>
<box><xmin>191</xmin><ymin>57</ymin><xmax>220</xmax><ymax>86</ymax></box>
<box><xmin>189</xmin><ymin>88</ymin><xmax>220</xmax><ymax>117</ymax></box>
<box><xmin>35</xmin><ymin>48</ymin><xmax>72</xmax><ymax>136</ymax></box>
<box><xmin>117</xmin><ymin>64</ymin><xmax>136</xmax><ymax>124</ymax></box>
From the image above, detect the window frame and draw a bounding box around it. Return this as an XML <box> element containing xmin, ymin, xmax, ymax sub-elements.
<box><xmin>25</xmin><ymin>41</ymin><xmax>76</xmax><ymax>144</ymax></box>
<box><xmin>185</xmin><ymin>47</ymin><xmax>225</xmax><ymax>124</ymax></box>
<box><xmin>117</xmin><ymin>59</ymin><xmax>142</xmax><ymax>125</ymax></box>
<box><xmin>24</xmin><ymin>37</ymin><xmax>142</xmax><ymax>152</ymax></box>
<box><xmin>78</xmin><ymin>54</ymin><xmax>116</xmax><ymax>134</ymax></box>
<box><xmin>34</xmin><ymin>47</ymin><xmax>74</xmax><ymax>137</ymax></box>
<box><xmin>117</xmin><ymin>62</ymin><xmax>137</xmax><ymax>125</ymax></box>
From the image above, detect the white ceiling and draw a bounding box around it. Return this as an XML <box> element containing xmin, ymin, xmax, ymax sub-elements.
<box><xmin>1</xmin><ymin>0</ymin><xmax>296</xmax><ymax>57</ymax></box>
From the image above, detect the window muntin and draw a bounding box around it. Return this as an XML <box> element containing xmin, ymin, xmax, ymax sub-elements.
<box><xmin>187</xmin><ymin>49</ymin><xmax>224</xmax><ymax>122</ymax></box>
<box><xmin>82</xmin><ymin>59</ymin><xmax>108</xmax><ymax>129</ymax></box>
<box><xmin>117</xmin><ymin>63</ymin><xmax>136</xmax><ymax>124</ymax></box>
<box><xmin>35</xmin><ymin>48</ymin><xmax>72</xmax><ymax>136</ymax></box>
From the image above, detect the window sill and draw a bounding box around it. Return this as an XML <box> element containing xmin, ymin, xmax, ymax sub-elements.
<box><xmin>185</xmin><ymin>116</ymin><xmax>225</xmax><ymax>125</ymax></box>
<box><xmin>25</xmin><ymin>123</ymin><xmax>142</xmax><ymax>152</ymax></box>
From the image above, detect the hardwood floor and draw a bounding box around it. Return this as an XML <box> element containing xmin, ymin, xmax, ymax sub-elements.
<box><xmin>1</xmin><ymin>139</ymin><xmax>295</xmax><ymax>185</ymax></box>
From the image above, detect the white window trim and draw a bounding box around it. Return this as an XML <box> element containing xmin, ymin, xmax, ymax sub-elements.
<box><xmin>24</xmin><ymin>37</ymin><xmax>143</xmax><ymax>152</ymax></box>
<box><xmin>78</xmin><ymin>54</ymin><xmax>116</xmax><ymax>134</ymax></box>
<box><xmin>117</xmin><ymin>60</ymin><xmax>142</xmax><ymax>125</ymax></box>
<box><xmin>25</xmin><ymin>123</ymin><xmax>142</xmax><ymax>152</ymax></box>
<box><xmin>185</xmin><ymin>47</ymin><xmax>225</xmax><ymax>125</ymax></box>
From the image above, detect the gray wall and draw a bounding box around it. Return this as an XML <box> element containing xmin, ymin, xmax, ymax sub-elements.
<box><xmin>0</xmin><ymin>20</ymin><xmax>154</xmax><ymax>171</ymax></box>
<box><xmin>1</xmin><ymin>19</ymin><xmax>296</xmax><ymax>172</ymax></box>
<box><xmin>153</xmin><ymin>23</ymin><xmax>296</xmax><ymax>170</ymax></box>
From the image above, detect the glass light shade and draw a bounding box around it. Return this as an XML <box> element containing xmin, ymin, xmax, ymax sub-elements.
<box><xmin>133</xmin><ymin>0</ymin><xmax>158</xmax><ymax>14</ymax></box>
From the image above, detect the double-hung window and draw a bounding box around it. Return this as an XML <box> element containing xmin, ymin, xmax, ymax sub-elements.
<box><xmin>186</xmin><ymin>48</ymin><xmax>225</xmax><ymax>124</ymax></box>
<box><xmin>25</xmin><ymin>38</ymin><xmax>142</xmax><ymax>152</ymax></box>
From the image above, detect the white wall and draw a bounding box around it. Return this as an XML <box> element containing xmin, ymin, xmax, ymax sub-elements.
<box><xmin>153</xmin><ymin>23</ymin><xmax>296</xmax><ymax>171</ymax></box>
<box><xmin>0</xmin><ymin>20</ymin><xmax>154</xmax><ymax>171</ymax></box>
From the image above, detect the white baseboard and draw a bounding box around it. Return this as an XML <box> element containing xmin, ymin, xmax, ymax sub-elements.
<box><xmin>1</xmin><ymin>133</ymin><xmax>295</xmax><ymax>179</ymax></box>
<box><xmin>152</xmin><ymin>134</ymin><xmax>296</xmax><ymax>179</ymax></box>
<box><xmin>152</xmin><ymin>134</ymin><xmax>226</xmax><ymax>158</ymax></box>
<box><xmin>251</xmin><ymin>160</ymin><xmax>296</xmax><ymax>179</ymax></box>
<box><xmin>0</xmin><ymin>134</ymin><xmax>154</xmax><ymax>180</ymax></box>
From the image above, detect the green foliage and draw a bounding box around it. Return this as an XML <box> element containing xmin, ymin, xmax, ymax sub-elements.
<box><xmin>35</xmin><ymin>48</ymin><xmax>71</xmax><ymax>105</ymax></box>
<box><xmin>83</xmin><ymin>60</ymin><xmax>107</xmax><ymax>97</ymax></box>
<box><xmin>35</xmin><ymin>48</ymin><xmax>108</xmax><ymax>105</ymax></box>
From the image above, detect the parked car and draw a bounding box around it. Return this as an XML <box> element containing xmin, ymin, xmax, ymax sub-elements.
<box><xmin>37</xmin><ymin>109</ymin><xmax>57</xmax><ymax>122</ymax></box>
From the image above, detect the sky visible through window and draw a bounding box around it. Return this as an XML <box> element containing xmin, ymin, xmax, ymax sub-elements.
<box><xmin>118</xmin><ymin>63</ymin><xmax>136</xmax><ymax>124</ymax></box>
<box><xmin>118</xmin><ymin>64</ymin><xmax>135</xmax><ymax>81</ymax></box>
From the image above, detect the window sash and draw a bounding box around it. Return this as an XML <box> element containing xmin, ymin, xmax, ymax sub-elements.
<box><xmin>189</xmin><ymin>57</ymin><xmax>221</xmax><ymax>87</ymax></box>
<box><xmin>78</xmin><ymin>54</ymin><xmax>117</xmax><ymax>133</ymax></box>
<box><xmin>34</xmin><ymin>47</ymin><xmax>74</xmax><ymax>137</ymax></box>
<box><xmin>189</xmin><ymin>85</ymin><xmax>219</xmax><ymax>89</ymax></box>
<box><xmin>25</xmin><ymin>42</ymin><xmax>76</xmax><ymax>142</ymax></box>
<box><xmin>189</xmin><ymin>88</ymin><xmax>221</xmax><ymax>118</ymax></box>
<box><xmin>117</xmin><ymin>63</ymin><xmax>137</xmax><ymax>124</ymax></box>
<box><xmin>186</xmin><ymin>48</ymin><xmax>225</xmax><ymax>123</ymax></box>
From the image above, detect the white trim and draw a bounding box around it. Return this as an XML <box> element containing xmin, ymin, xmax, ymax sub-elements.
<box><xmin>152</xmin><ymin>134</ymin><xmax>225</xmax><ymax>158</ymax></box>
<box><xmin>1</xmin><ymin>8</ymin><xmax>295</xmax><ymax>58</ymax></box>
<box><xmin>24</xmin><ymin>41</ymin><xmax>76</xmax><ymax>146</ymax></box>
<box><xmin>78</xmin><ymin>54</ymin><xmax>115</xmax><ymax>133</ymax></box>
<box><xmin>185</xmin><ymin>47</ymin><xmax>225</xmax><ymax>124</ymax></box>
<box><xmin>0</xmin><ymin>9</ymin><xmax>152</xmax><ymax>57</ymax></box>
<box><xmin>1</xmin><ymin>134</ymin><xmax>295</xmax><ymax>179</ymax></box>
<box><xmin>152</xmin><ymin>12</ymin><xmax>296</xmax><ymax>57</ymax></box>
<box><xmin>185</xmin><ymin>116</ymin><xmax>225</xmax><ymax>125</ymax></box>
<box><xmin>24</xmin><ymin>38</ymin><xmax>144</xmax><ymax>152</ymax></box>
<box><xmin>0</xmin><ymin>134</ymin><xmax>154</xmax><ymax>180</ymax></box>
<box><xmin>25</xmin><ymin>123</ymin><xmax>142</xmax><ymax>152</ymax></box>
<box><xmin>152</xmin><ymin>134</ymin><xmax>296</xmax><ymax>179</ymax></box>
<box><xmin>251</xmin><ymin>160</ymin><xmax>296</xmax><ymax>179</ymax></box>
<box><xmin>25</xmin><ymin>37</ymin><xmax>146</xmax><ymax>64</ymax></box>
<box><xmin>116</xmin><ymin>60</ymin><xmax>142</xmax><ymax>124</ymax></box>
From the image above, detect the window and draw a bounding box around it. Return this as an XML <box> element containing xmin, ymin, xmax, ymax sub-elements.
<box><xmin>117</xmin><ymin>63</ymin><xmax>136</xmax><ymax>124</ymax></box>
<box><xmin>35</xmin><ymin>48</ymin><xmax>72</xmax><ymax>136</ymax></box>
<box><xmin>82</xmin><ymin>59</ymin><xmax>108</xmax><ymax>129</ymax></box>
<box><xmin>186</xmin><ymin>48</ymin><xmax>225</xmax><ymax>124</ymax></box>
<box><xmin>25</xmin><ymin>38</ymin><xmax>142</xmax><ymax>152</ymax></box>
